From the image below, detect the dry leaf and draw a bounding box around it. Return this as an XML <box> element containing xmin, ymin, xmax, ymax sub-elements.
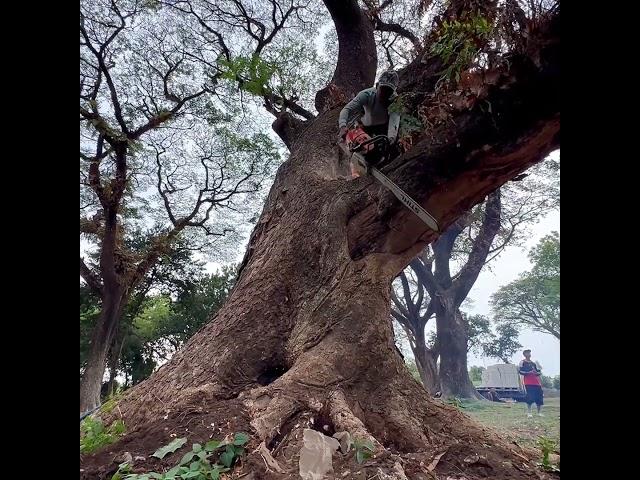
<box><xmin>427</xmin><ymin>450</ymin><xmax>448</xmax><ymax>472</ymax></box>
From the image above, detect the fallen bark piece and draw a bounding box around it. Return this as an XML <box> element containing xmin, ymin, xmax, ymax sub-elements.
<box><xmin>299</xmin><ymin>428</ymin><xmax>341</xmax><ymax>480</ymax></box>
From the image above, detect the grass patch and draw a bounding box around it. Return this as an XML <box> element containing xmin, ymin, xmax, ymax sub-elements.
<box><xmin>462</xmin><ymin>397</ymin><xmax>560</xmax><ymax>450</ymax></box>
<box><xmin>80</xmin><ymin>417</ymin><xmax>126</xmax><ymax>454</ymax></box>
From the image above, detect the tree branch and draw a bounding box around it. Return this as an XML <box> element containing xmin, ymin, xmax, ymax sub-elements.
<box><xmin>315</xmin><ymin>0</ymin><xmax>377</xmax><ymax>112</ymax></box>
<box><xmin>80</xmin><ymin>257</ymin><xmax>103</xmax><ymax>295</ymax></box>
<box><xmin>345</xmin><ymin>9</ymin><xmax>560</xmax><ymax>263</ymax></box>
<box><xmin>79</xmin><ymin>11</ymin><xmax>129</xmax><ymax>134</ymax></box>
<box><xmin>452</xmin><ymin>189</ymin><xmax>502</xmax><ymax>305</ymax></box>
<box><xmin>399</xmin><ymin>271</ymin><xmax>418</xmax><ymax>319</ymax></box>
<box><xmin>410</xmin><ymin>258</ymin><xmax>440</xmax><ymax>297</ymax></box>
<box><xmin>390</xmin><ymin>288</ymin><xmax>410</xmax><ymax>319</ymax></box>
<box><xmin>271</xmin><ymin>112</ymin><xmax>308</xmax><ymax>149</ymax></box>
<box><xmin>372</xmin><ymin>18</ymin><xmax>421</xmax><ymax>51</ymax></box>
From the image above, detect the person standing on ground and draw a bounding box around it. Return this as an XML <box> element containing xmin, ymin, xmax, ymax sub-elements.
<box><xmin>518</xmin><ymin>349</ymin><xmax>544</xmax><ymax>417</ymax></box>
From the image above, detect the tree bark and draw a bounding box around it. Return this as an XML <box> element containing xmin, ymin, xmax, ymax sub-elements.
<box><xmin>391</xmin><ymin>270</ymin><xmax>440</xmax><ymax>394</ymax></box>
<box><xmin>80</xmin><ymin>289</ymin><xmax>125</xmax><ymax>413</ymax></box>
<box><xmin>436</xmin><ymin>306</ymin><xmax>482</xmax><ymax>399</ymax></box>
<box><xmin>414</xmin><ymin>342</ymin><xmax>439</xmax><ymax>394</ymax></box>
<box><xmin>82</xmin><ymin>3</ymin><xmax>560</xmax><ymax>478</ymax></box>
<box><xmin>106</xmin><ymin>332</ymin><xmax>124</xmax><ymax>398</ymax></box>
<box><xmin>314</xmin><ymin>0</ymin><xmax>377</xmax><ymax>113</ymax></box>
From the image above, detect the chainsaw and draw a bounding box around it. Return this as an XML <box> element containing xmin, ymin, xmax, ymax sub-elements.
<box><xmin>345</xmin><ymin>131</ymin><xmax>440</xmax><ymax>232</ymax></box>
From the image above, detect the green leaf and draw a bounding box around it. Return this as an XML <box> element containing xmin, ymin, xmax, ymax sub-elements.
<box><xmin>192</xmin><ymin>443</ymin><xmax>202</xmax><ymax>452</ymax></box>
<box><xmin>152</xmin><ymin>437</ymin><xmax>188</xmax><ymax>459</ymax></box>
<box><xmin>112</xmin><ymin>462</ymin><xmax>132</xmax><ymax>479</ymax></box>
<box><xmin>165</xmin><ymin>466</ymin><xmax>181</xmax><ymax>479</ymax></box>
<box><xmin>220</xmin><ymin>449</ymin><xmax>235</xmax><ymax>468</ymax></box>
<box><xmin>179</xmin><ymin>471</ymin><xmax>201</xmax><ymax>479</ymax></box>
<box><xmin>111</xmin><ymin>468</ymin><xmax>128</xmax><ymax>480</ymax></box>
<box><xmin>355</xmin><ymin>449</ymin><xmax>372</xmax><ymax>464</ymax></box>
<box><xmin>208</xmin><ymin>465</ymin><xmax>227</xmax><ymax>480</ymax></box>
<box><xmin>361</xmin><ymin>440</ymin><xmax>374</xmax><ymax>452</ymax></box>
<box><xmin>233</xmin><ymin>446</ymin><xmax>245</xmax><ymax>456</ymax></box>
<box><xmin>205</xmin><ymin>440</ymin><xmax>222</xmax><ymax>452</ymax></box>
<box><xmin>196</xmin><ymin>451</ymin><xmax>208</xmax><ymax>461</ymax></box>
<box><xmin>190</xmin><ymin>461</ymin><xmax>201</xmax><ymax>471</ymax></box>
<box><xmin>180</xmin><ymin>451</ymin><xmax>197</xmax><ymax>466</ymax></box>
<box><xmin>233</xmin><ymin>432</ymin><xmax>249</xmax><ymax>446</ymax></box>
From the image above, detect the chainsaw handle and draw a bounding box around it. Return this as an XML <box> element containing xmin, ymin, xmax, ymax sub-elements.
<box><xmin>350</xmin><ymin>134</ymin><xmax>389</xmax><ymax>153</ymax></box>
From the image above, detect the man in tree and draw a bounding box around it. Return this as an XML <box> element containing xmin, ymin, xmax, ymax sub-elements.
<box><xmin>337</xmin><ymin>70</ymin><xmax>401</xmax><ymax>175</ymax></box>
<box><xmin>518</xmin><ymin>349</ymin><xmax>544</xmax><ymax>418</ymax></box>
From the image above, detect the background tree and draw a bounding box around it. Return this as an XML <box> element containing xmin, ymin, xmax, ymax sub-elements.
<box><xmin>82</xmin><ymin>0</ymin><xmax>560</xmax><ymax>477</ymax></box>
<box><xmin>539</xmin><ymin>375</ymin><xmax>553</xmax><ymax>389</ymax></box>
<box><xmin>391</xmin><ymin>263</ymin><xmax>439</xmax><ymax>393</ymax></box>
<box><xmin>466</xmin><ymin>313</ymin><xmax>493</xmax><ymax>356</ymax></box>
<box><xmin>151</xmin><ymin>266</ymin><xmax>236</xmax><ymax>351</ymax></box>
<box><xmin>80</xmin><ymin>265</ymin><xmax>235</xmax><ymax>398</ymax></box>
<box><xmin>391</xmin><ymin>151</ymin><xmax>557</xmax><ymax>398</ymax></box>
<box><xmin>468</xmin><ymin>365</ymin><xmax>485</xmax><ymax>383</ymax></box>
<box><xmin>480</xmin><ymin>323</ymin><xmax>522</xmax><ymax>363</ymax></box>
<box><xmin>491</xmin><ymin>232</ymin><xmax>560</xmax><ymax>339</ymax></box>
<box><xmin>80</xmin><ymin>0</ymin><xmax>279</xmax><ymax>412</ymax></box>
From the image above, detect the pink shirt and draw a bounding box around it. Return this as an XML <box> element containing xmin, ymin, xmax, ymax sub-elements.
<box><xmin>519</xmin><ymin>360</ymin><xmax>542</xmax><ymax>386</ymax></box>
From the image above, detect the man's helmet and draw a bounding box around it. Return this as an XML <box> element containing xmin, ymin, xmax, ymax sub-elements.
<box><xmin>377</xmin><ymin>70</ymin><xmax>399</xmax><ymax>91</ymax></box>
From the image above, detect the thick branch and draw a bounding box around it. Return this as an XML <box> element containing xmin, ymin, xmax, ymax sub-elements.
<box><xmin>80</xmin><ymin>257</ymin><xmax>103</xmax><ymax>295</ymax></box>
<box><xmin>373</xmin><ymin>18</ymin><xmax>421</xmax><ymax>51</ymax></box>
<box><xmin>432</xmin><ymin>226</ymin><xmax>460</xmax><ymax>289</ymax></box>
<box><xmin>345</xmin><ymin>11</ymin><xmax>560</xmax><ymax>264</ymax></box>
<box><xmin>452</xmin><ymin>190</ymin><xmax>502</xmax><ymax>305</ymax></box>
<box><xmin>399</xmin><ymin>271</ymin><xmax>417</xmax><ymax>319</ymax></box>
<box><xmin>271</xmin><ymin>112</ymin><xmax>308</xmax><ymax>150</ymax></box>
<box><xmin>315</xmin><ymin>0</ymin><xmax>377</xmax><ymax>112</ymax></box>
<box><xmin>409</xmin><ymin>258</ymin><xmax>440</xmax><ymax>297</ymax></box>
<box><xmin>390</xmin><ymin>288</ymin><xmax>410</xmax><ymax>320</ymax></box>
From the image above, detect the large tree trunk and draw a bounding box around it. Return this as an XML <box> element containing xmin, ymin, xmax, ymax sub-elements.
<box><xmin>82</xmin><ymin>3</ymin><xmax>559</xmax><ymax>478</ymax></box>
<box><xmin>437</xmin><ymin>306</ymin><xmax>481</xmax><ymax>399</ymax></box>
<box><xmin>410</xmin><ymin>188</ymin><xmax>501</xmax><ymax>398</ymax></box>
<box><xmin>80</xmin><ymin>291</ymin><xmax>124</xmax><ymax>413</ymax></box>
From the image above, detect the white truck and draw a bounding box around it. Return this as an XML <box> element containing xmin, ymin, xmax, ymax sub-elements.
<box><xmin>476</xmin><ymin>364</ymin><xmax>527</xmax><ymax>402</ymax></box>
